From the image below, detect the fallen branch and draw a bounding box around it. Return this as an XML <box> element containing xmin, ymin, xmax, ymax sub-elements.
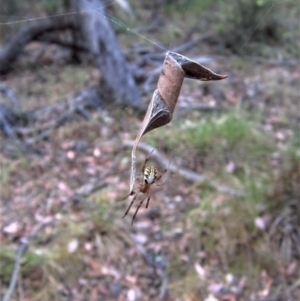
<box><xmin>169</xmin><ymin>33</ymin><xmax>214</xmax><ymax>55</ymax></box>
<box><xmin>73</xmin><ymin>153</ymin><xmax>123</xmax><ymax>200</ymax></box>
<box><xmin>134</xmin><ymin>14</ymin><xmax>163</xmax><ymax>34</ymax></box>
<box><xmin>124</xmin><ymin>140</ymin><xmax>244</xmax><ymax>198</ymax></box>
<box><xmin>176</xmin><ymin>103</ymin><xmax>220</xmax><ymax>116</ymax></box>
<box><xmin>36</xmin><ymin>34</ymin><xmax>88</xmax><ymax>52</ymax></box>
<box><xmin>3</xmin><ymin>219</ymin><xmax>53</xmax><ymax>301</ymax></box>
<box><xmin>124</xmin><ymin>227</ymin><xmax>169</xmax><ymax>299</ymax></box>
<box><xmin>0</xmin><ymin>105</ymin><xmax>37</xmax><ymax>154</ymax></box>
<box><xmin>0</xmin><ymin>17</ymin><xmax>78</xmax><ymax>74</ymax></box>
<box><xmin>74</xmin><ymin>0</ymin><xmax>141</xmax><ymax>108</ymax></box>
<box><xmin>245</xmin><ymin>56</ymin><xmax>298</xmax><ymax>67</ymax></box>
<box><xmin>0</xmin><ymin>86</ymin><xmax>104</xmax><ymax>151</ymax></box>
<box><xmin>0</xmin><ymin>85</ymin><xmax>21</xmax><ymax>111</ymax></box>
<box><xmin>139</xmin><ymin>33</ymin><xmax>215</xmax><ymax>63</ymax></box>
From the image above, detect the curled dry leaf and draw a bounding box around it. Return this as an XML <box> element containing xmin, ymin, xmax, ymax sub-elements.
<box><xmin>130</xmin><ymin>51</ymin><xmax>228</xmax><ymax>194</ymax></box>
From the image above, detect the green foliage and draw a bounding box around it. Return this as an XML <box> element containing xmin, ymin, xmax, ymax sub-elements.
<box><xmin>0</xmin><ymin>163</ymin><xmax>13</xmax><ymax>190</ymax></box>
<box><xmin>147</xmin><ymin>108</ymin><xmax>299</xmax><ymax>284</ymax></box>
<box><xmin>287</xmin><ymin>126</ymin><xmax>300</xmax><ymax>160</ymax></box>
<box><xmin>164</xmin><ymin>0</ymin><xmax>215</xmax><ymax>14</ymax></box>
<box><xmin>0</xmin><ymin>248</ymin><xmax>48</xmax><ymax>283</ymax></box>
<box><xmin>214</xmin><ymin>0</ymin><xmax>299</xmax><ymax>56</ymax></box>
<box><xmin>183</xmin><ymin>113</ymin><xmax>252</xmax><ymax>149</ymax></box>
<box><xmin>88</xmin><ymin>190</ymin><xmax>117</xmax><ymax>226</ymax></box>
<box><xmin>148</xmin><ymin>111</ymin><xmax>273</xmax><ymax>174</ymax></box>
<box><xmin>267</xmin><ymin>137</ymin><xmax>300</xmax><ymax>212</ymax></box>
<box><xmin>0</xmin><ymin>249</ymin><xmax>16</xmax><ymax>282</ymax></box>
<box><xmin>0</xmin><ymin>0</ymin><xmax>18</xmax><ymax>15</ymax></box>
<box><xmin>40</xmin><ymin>0</ymin><xmax>60</xmax><ymax>15</ymax></box>
<box><xmin>22</xmin><ymin>250</ymin><xmax>48</xmax><ymax>272</ymax></box>
<box><xmin>162</xmin><ymin>0</ymin><xmax>299</xmax><ymax>57</ymax></box>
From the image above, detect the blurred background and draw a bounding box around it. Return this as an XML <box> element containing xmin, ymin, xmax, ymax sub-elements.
<box><xmin>0</xmin><ymin>0</ymin><xmax>299</xmax><ymax>300</ymax></box>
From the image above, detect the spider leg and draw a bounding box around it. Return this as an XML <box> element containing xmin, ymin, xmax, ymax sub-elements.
<box><xmin>123</xmin><ymin>192</ymin><xmax>139</xmax><ymax>218</ymax></box>
<box><xmin>131</xmin><ymin>193</ymin><xmax>149</xmax><ymax>225</ymax></box>
<box><xmin>156</xmin><ymin>158</ymin><xmax>171</xmax><ymax>182</ymax></box>
<box><xmin>145</xmin><ymin>193</ymin><xmax>151</xmax><ymax>208</ymax></box>
<box><xmin>155</xmin><ymin>168</ymin><xmax>167</xmax><ymax>182</ymax></box>
<box><xmin>142</xmin><ymin>149</ymin><xmax>155</xmax><ymax>174</ymax></box>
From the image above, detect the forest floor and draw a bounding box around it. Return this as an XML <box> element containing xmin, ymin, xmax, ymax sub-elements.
<box><xmin>0</xmin><ymin>3</ymin><xmax>300</xmax><ymax>301</ymax></box>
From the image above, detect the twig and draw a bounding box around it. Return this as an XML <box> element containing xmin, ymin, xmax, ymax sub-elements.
<box><xmin>74</xmin><ymin>154</ymin><xmax>122</xmax><ymax>197</ymax></box>
<box><xmin>3</xmin><ymin>219</ymin><xmax>53</xmax><ymax>301</ymax></box>
<box><xmin>0</xmin><ymin>105</ymin><xmax>30</xmax><ymax>153</ymax></box>
<box><xmin>177</xmin><ymin>104</ymin><xmax>220</xmax><ymax>115</ymax></box>
<box><xmin>24</xmin><ymin>128</ymin><xmax>54</xmax><ymax>145</ymax></box>
<box><xmin>134</xmin><ymin>15</ymin><xmax>163</xmax><ymax>34</ymax></box>
<box><xmin>36</xmin><ymin>35</ymin><xmax>89</xmax><ymax>52</ymax></box>
<box><xmin>0</xmin><ymin>85</ymin><xmax>21</xmax><ymax>111</ymax></box>
<box><xmin>244</xmin><ymin>56</ymin><xmax>298</xmax><ymax>67</ymax></box>
<box><xmin>1</xmin><ymin>85</ymin><xmax>105</xmax><ymax>153</ymax></box>
<box><xmin>141</xmin><ymin>34</ymin><xmax>214</xmax><ymax>62</ymax></box>
<box><xmin>169</xmin><ymin>33</ymin><xmax>214</xmax><ymax>54</ymax></box>
<box><xmin>157</xmin><ymin>268</ymin><xmax>168</xmax><ymax>299</ymax></box>
<box><xmin>124</xmin><ymin>228</ymin><xmax>169</xmax><ymax>299</ymax></box>
<box><xmin>124</xmin><ymin>140</ymin><xmax>244</xmax><ymax>198</ymax></box>
<box><xmin>136</xmin><ymin>243</ymin><xmax>168</xmax><ymax>299</ymax></box>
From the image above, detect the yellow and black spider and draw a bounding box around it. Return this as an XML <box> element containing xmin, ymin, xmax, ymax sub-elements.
<box><xmin>122</xmin><ymin>151</ymin><xmax>167</xmax><ymax>225</ymax></box>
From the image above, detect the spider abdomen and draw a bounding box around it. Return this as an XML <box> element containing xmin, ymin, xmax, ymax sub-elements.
<box><xmin>144</xmin><ymin>166</ymin><xmax>158</xmax><ymax>184</ymax></box>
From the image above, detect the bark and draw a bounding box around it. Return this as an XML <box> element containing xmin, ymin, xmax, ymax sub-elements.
<box><xmin>73</xmin><ymin>0</ymin><xmax>141</xmax><ymax>108</ymax></box>
<box><xmin>0</xmin><ymin>17</ymin><xmax>77</xmax><ymax>74</ymax></box>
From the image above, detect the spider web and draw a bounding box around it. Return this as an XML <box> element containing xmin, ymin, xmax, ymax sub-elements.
<box><xmin>2</xmin><ymin>0</ymin><xmax>298</xmax><ymax>300</ymax></box>
<box><xmin>0</xmin><ymin>0</ymin><xmax>282</xmax><ymax>196</ymax></box>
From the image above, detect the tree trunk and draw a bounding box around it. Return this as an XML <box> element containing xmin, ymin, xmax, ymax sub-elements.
<box><xmin>73</xmin><ymin>0</ymin><xmax>141</xmax><ymax>108</ymax></box>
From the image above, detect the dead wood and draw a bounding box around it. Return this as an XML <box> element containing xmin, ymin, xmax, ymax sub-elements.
<box><xmin>0</xmin><ymin>85</ymin><xmax>21</xmax><ymax>111</ymax></box>
<box><xmin>0</xmin><ymin>86</ymin><xmax>104</xmax><ymax>152</ymax></box>
<box><xmin>0</xmin><ymin>105</ymin><xmax>25</xmax><ymax>148</ymax></box>
<box><xmin>1</xmin><ymin>2</ymin><xmax>141</xmax><ymax>108</ymax></box>
<box><xmin>125</xmin><ymin>228</ymin><xmax>169</xmax><ymax>299</ymax></box>
<box><xmin>36</xmin><ymin>34</ymin><xmax>88</xmax><ymax>52</ymax></box>
<box><xmin>3</xmin><ymin>219</ymin><xmax>53</xmax><ymax>301</ymax></box>
<box><xmin>0</xmin><ymin>17</ymin><xmax>78</xmax><ymax>74</ymax></box>
<box><xmin>124</xmin><ymin>140</ymin><xmax>244</xmax><ymax>198</ymax></box>
<box><xmin>73</xmin><ymin>0</ymin><xmax>141</xmax><ymax>108</ymax></box>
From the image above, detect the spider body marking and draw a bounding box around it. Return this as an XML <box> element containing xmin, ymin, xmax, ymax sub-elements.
<box><xmin>122</xmin><ymin>151</ymin><xmax>167</xmax><ymax>225</ymax></box>
<box><xmin>144</xmin><ymin>166</ymin><xmax>157</xmax><ymax>185</ymax></box>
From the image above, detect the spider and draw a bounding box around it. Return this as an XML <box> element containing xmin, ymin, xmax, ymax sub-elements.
<box><xmin>122</xmin><ymin>151</ymin><xmax>168</xmax><ymax>225</ymax></box>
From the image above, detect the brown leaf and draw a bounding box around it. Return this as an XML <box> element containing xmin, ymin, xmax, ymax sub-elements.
<box><xmin>129</xmin><ymin>51</ymin><xmax>227</xmax><ymax>194</ymax></box>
